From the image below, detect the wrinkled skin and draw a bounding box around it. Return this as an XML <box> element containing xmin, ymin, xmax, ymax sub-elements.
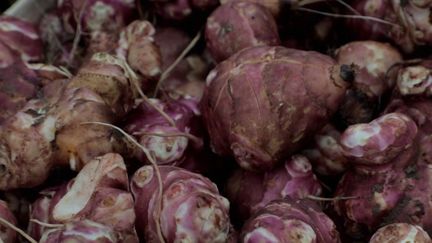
<box><xmin>116</xmin><ymin>20</ymin><xmax>162</xmax><ymax>82</ymax></box>
<box><xmin>29</xmin><ymin>154</ymin><xmax>138</xmax><ymax>242</ymax></box>
<box><xmin>241</xmin><ymin>198</ymin><xmax>341</xmax><ymax>243</ymax></box>
<box><xmin>302</xmin><ymin>124</ymin><xmax>349</xmax><ymax>175</ymax></box>
<box><xmin>0</xmin><ymin>16</ymin><xmax>43</xmax><ymax>62</ymax></box>
<box><xmin>57</xmin><ymin>0</ymin><xmax>136</xmax><ymax>35</ymax></box>
<box><xmin>369</xmin><ymin>223</ymin><xmax>431</xmax><ymax>243</ymax></box>
<box><xmin>0</xmin><ymin>100</ymin><xmax>56</xmax><ymax>189</ymax></box>
<box><xmin>226</xmin><ymin>155</ymin><xmax>322</xmax><ymax>221</ymax></box>
<box><xmin>205</xmin><ymin>2</ymin><xmax>280</xmax><ymax>62</ymax></box>
<box><xmin>67</xmin><ymin>53</ymin><xmax>140</xmax><ymax>115</ymax></box>
<box><xmin>39</xmin><ymin>220</ymin><xmax>119</xmax><ymax>243</ymax></box>
<box><xmin>202</xmin><ymin>46</ymin><xmax>349</xmax><ymax>171</ymax></box>
<box><xmin>131</xmin><ymin>165</ymin><xmax>233</xmax><ymax>243</ymax></box>
<box><xmin>49</xmin><ymin>87</ymin><xmax>120</xmax><ymax>171</ymax></box>
<box><xmin>335</xmin><ymin>41</ymin><xmax>402</xmax><ymax>125</ymax></box>
<box><xmin>124</xmin><ymin>98</ymin><xmax>203</xmax><ymax>167</ymax></box>
<box><xmin>0</xmin><ymin>200</ymin><xmax>17</xmax><ymax>243</ymax></box>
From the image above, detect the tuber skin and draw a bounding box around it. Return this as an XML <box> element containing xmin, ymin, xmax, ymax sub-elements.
<box><xmin>0</xmin><ymin>16</ymin><xmax>43</xmax><ymax>62</ymax></box>
<box><xmin>201</xmin><ymin>46</ymin><xmax>350</xmax><ymax>171</ymax></box>
<box><xmin>240</xmin><ymin>198</ymin><xmax>341</xmax><ymax>243</ymax></box>
<box><xmin>205</xmin><ymin>1</ymin><xmax>280</xmax><ymax>62</ymax></box>
<box><xmin>302</xmin><ymin>124</ymin><xmax>349</xmax><ymax>176</ymax></box>
<box><xmin>340</xmin><ymin>112</ymin><xmax>418</xmax><ymax>167</ymax></box>
<box><xmin>226</xmin><ymin>155</ymin><xmax>322</xmax><ymax>222</ymax></box>
<box><xmin>0</xmin><ymin>200</ymin><xmax>17</xmax><ymax>243</ymax></box>
<box><xmin>369</xmin><ymin>223</ymin><xmax>431</xmax><ymax>243</ymax></box>
<box><xmin>131</xmin><ymin>165</ymin><xmax>233</xmax><ymax>243</ymax></box>
<box><xmin>29</xmin><ymin>153</ymin><xmax>138</xmax><ymax>242</ymax></box>
<box><xmin>124</xmin><ymin>97</ymin><xmax>204</xmax><ymax>167</ymax></box>
<box><xmin>39</xmin><ymin>220</ymin><xmax>119</xmax><ymax>243</ymax></box>
<box><xmin>334</xmin><ymin>41</ymin><xmax>402</xmax><ymax>125</ymax></box>
<box><xmin>154</xmin><ymin>27</ymin><xmax>191</xmax><ymax>72</ymax></box>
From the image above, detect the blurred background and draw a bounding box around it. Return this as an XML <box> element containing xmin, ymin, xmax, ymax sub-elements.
<box><xmin>1</xmin><ymin>1</ymin><xmax>15</xmax><ymax>12</ymax></box>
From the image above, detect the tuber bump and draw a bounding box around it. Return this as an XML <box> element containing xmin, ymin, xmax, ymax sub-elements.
<box><xmin>226</xmin><ymin>155</ymin><xmax>322</xmax><ymax>222</ymax></box>
<box><xmin>205</xmin><ymin>1</ymin><xmax>280</xmax><ymax>62</ymax></box>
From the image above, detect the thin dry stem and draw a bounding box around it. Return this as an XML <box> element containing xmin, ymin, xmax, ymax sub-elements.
<box><xmin>0</xmin><ymin>217</ymin><xmax>37</xmax><ymax>243</ymax></box>
<box><xmin>68</xmin><ymin>0</ymin><xmax>88</xmax><ymax>67</ymax></box>
<box><xmin>335</xmin><ymin>0</ymin><xmax>360</xmax><ymax>15</ymax></box>
<box><xmin>153</xmin><ymin>31</ymin><xmax>202</xmax><ymax>97</ymax></box>
<box><xmin>121</xmin><ymin>59</ymin><xmax>177</xmax><ymax>127</ymax></box>
<box><xmin>297</xmin><ymin>7</ymin><xmax>400</xmax><ymax>27</ymax></box>
<box><xmin>30</xmin><ymin>219</ymin><xmax>64</xmax><ymax>228</ymax></box>
<box><xmin>306</xmin><ymin>195</ymin><xmax>359</xmax><ymax>201</ymax></box>
<box><xmin>81</xmin><ymin>122</ymin><xmax>166</xmax><ymax>243</ymax></box>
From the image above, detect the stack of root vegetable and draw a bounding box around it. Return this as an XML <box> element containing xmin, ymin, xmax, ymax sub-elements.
<box><xmin>0</xmin><ymin>0</ymin><xmax>431</xmax><ymax>242</ymax></box>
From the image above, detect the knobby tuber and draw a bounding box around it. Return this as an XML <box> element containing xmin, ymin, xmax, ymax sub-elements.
<box><xmin>202</xmin><ymin>46</ymin><xmax>350</xmax><ymax>171</ymax></box>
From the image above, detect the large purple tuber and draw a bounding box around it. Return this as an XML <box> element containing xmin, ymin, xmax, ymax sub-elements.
<box><xmin>241</xmin><ymin>198</ymin><xmax>341</xmax><ymax>242</ymax></box>
<box><xmin>131</xmin><ymin>165</ymin><xmax>233</xmax><ymax>243</ymax></box>
<box><xmin>226</xmin><ymin>155</ymin><xmax>322</xmax><ymax>221</ymax></box>
<box><xmin>205</xmin><ymin>1</ymin><xmax>280</xmax><ymax>62</ymax></box>
<box><xmin>202</xmin><ymin>46</ymin><xmax>350</xmax><ymax>171</ymax></box>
